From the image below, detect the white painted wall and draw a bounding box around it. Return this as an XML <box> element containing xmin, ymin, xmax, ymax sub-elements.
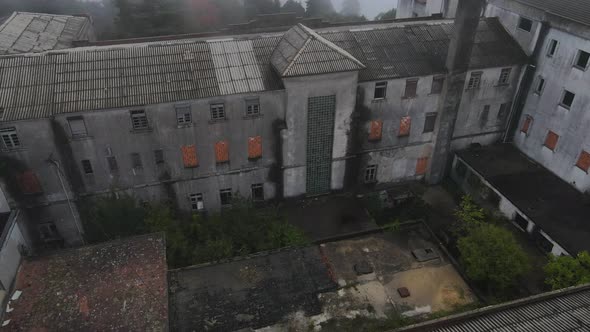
<box><xmin>0</xmin><ymin>211</ymin><xmax>27</xmax><ymax>290</ymax></box>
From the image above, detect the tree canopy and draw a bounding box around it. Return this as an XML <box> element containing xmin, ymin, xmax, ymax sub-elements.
<box><xmin>544</xmin><ymin>251</ymin><xmax>590</xmax><ymax>290</ymax></box>
<box><xmin>306</xmin><ymin>0</ymin><xmax>335</xmax><ymax>17</ymax></box>
<box><xmin>282</xmin><ymin>0</ymin><xmax>306</xmax><ymax>16</ymax></box>
<box><xmin>375</xmin><ymin>8</ymin><xmax>397</xmax><ymax>20</ymax></box>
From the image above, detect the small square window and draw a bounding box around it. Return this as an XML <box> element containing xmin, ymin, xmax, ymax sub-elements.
<box><xmin>575</xmin><ymin>50</ymin><xmax>590</xmax><ymax>70</ymax></box>
<box><xmin>251</xmin><ymin>183</ymin><xmax>264</xmax><ymax>201</ymax></box>
<box><xmin>189</xmin><ymin>193</ymin><xmax>204</xmax><ymax>211</ymax></box>
<box><xmin>154</xmin><ymin>149</ymin><xmax>164</xmax><ymax>164</ymax></box>
<box><xmin>560</xmin><ymin>90</ymin><xmax>575</xmax><ymax>109</ymax></box>
<box><xmin>246</xmin><ymin>99</ymin><xmax>260</xmax><ymax>117</ymax></box>
<box><xmin>0</xmin><ymin>127</ymin><xmax>20</xmax><ymax>149</ymax></box>
<box><xmin>576</xmin><ymin>150</ymin><xmax>590</xmax><ymax>173</ymax></box>
<box><xmin>365</xmin><ymin>165</ymin><xmax>377</xmax><ymax>183</ymax></box>
<box><xmin>480</xmin><ymin>105</ymin><xmax>490</xmax><ymax>128</ymax></box>
<box><xmin>423</xmin><ymin>113</ymin><xmax>437</xmax><ymax>133</ymax></box>
<box><xmin>521</xmin><ymin>115</ymin><xmax>533</xmax><ymax>135</ymax></box>
<box><xmin>518</xmin><ymin>17</ymin><xmax>533</xmax><ymax>32</ymax></box>
<box><xmin>544</xmin><ymin>131</ymin><xmax>559</xmax><ymax>151</ymax></box>
<box><xmin>81</xmin><ymin>160</ymin><xmax>93</xmax><ymax>174</ymax></box>
<box><xmin>68</xmin><ymin>116</ymin><xmax>87</xmax><ymax>137</ymax></box>
<box><xmin>431</xmin><ymin>76</ymin><xmax>444</xmax><ymax>94</ymax></box>
<box><xmin>176</xmin><ymin>105</ymin><xmax>192</xmax><ymax>125</ymax></box>
<box><xmin>131</xmin><ymin>153</ymin><xmax>143</xmax><ymax>170</ymax></box>
<box><xmin>220</xmin><ymin>189</ymin><xmax>233</xmax><ymax>206</ymax></box>
<box><xmin>106</xmin><ymin>156</ymin><xmax>118</xmax><ymax>173</ymax></box>
<box><xmin>498</xmin><ymin>68</ymin><xmax>511</xmax><ymax>85</ymax></box>
<box><xmin>534</xmin><ymin>76</ymin><xmax>545</xmax><ymax>95</ymax></box>
<box><xmin>547</xmin><ymin>39</ymin><xmax>558</xmax><ymax>57</ymax></box>
<box><xmin>374</xmin><ymin>82</ymin><xmax>387</xmax><ymax>99</ymax></box>
<box><xmin>211</xmin><ymin>103</ymin><xmax>226</xmax><ymax>120</ymax></box>
<box><xmin>497</xmin><ymin>103</ymin><xmax>509</xmax><ymax>124</ymax></box>
<box><xmin>131</xmin><ymin>110</ymin><xmax>148</xmax><ymax>130</ymax></box>
<box><xmin>404</xmin><ymin>79</ymin><xmax>418</xmax><ymax>98</ymax></box>
<box><xmin>467</xmin><ymin>72</ymin><xmax>482</xmax><ymax>89</ymax></box>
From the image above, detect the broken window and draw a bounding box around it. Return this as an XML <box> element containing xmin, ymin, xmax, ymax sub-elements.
<box><xmin>480</xmin><ymin>105</ymin><xmax>490</xmax><ymax>128</ymax></box>
<box><xmin>518</xmin><ymin>17</ymin><xmax>533</xmax><ymax>32</ymax></box>
<box><xmin>248</xmin><ymin>136</ymin><xmax>263</xmax><ymax>159</ymax></box>
<box><xmin>38</xmin><ymin>222</ymin><xmax>60</xmax><ymax>241</ymax></box>
<box><xmin>547</xmin><ymin>39</ymin><xmax>558</xmax><ymax>57</ymax></box>
<box><xmin>131</xmin><ymin>153</ymin><xmax>143</xmax><ymax>170</ymax></box>
<box><xmin>189</xmin><ymin>193</ymin><xmax>204</xmax><ymax>211</ymax></box>
<box><xmin>67</xmin><ymin>116</ymin><xmax>87</xmax><ymax>138</ymax></box>
<box><xmin>423</xmin><ymin>113</ymin><xmax>437</xmax><ymax>133</ymax></box>
<box><xmin>131</xmin><ymin>110</ymin><xmax>148</xmax><ymax>130</ymax></box>
<box><xmin>575</xmin><ymin>50</ymin><xmax>590</xmax><ymax>70</ymax></box>
<box><xmin>81</xmin><ymin>160</ymin><xmax>93</xmax><ymax>174</ymax></box>
<box><xmin>176</xmin><ymin>105</ymin><xmax>192</xmax><ymax>125</ymax></box>
<box><xmin>497</xmin><ymin>103</ymin><xmax>509</xmax><ymax>124</ymax></box>
<box><xmin>560</xmin><ymin>90</ymin><xmax>575</xmax><ymax>109</ymax></box>
<box><xmin>181</xmin><ymin>145</ymin><xmax>198</xmax><ymax>168</ymax></box>
<box><xmin>431</xmin><ymin>76</ymin><xmax>444</xmax><ymax>94</ymax></box>
<box><xmin>576</xmin><ymin>150</ymin><xmax>590</xmax><ymax>173</ymax></box>
<box><xmin>521</xmin><ymin>115</ymin><xmax>533</xmax><ymax>135</ymax></box>
<box><xmin>220</xmin><ymin>189</ymin><xmax>232</xmax><ymax>206</ymax></box>
<box><xmin>365</xmin><ymin>165</ymin><xmax>377</xmax><ymax>183</ymax></box>
<box><xmin>368</xmin><ymin>120</ymin><xmax>383</xmax><ymax>141</ymax></box>
<box><xmin>534</xmin><ymin>76</ymin><xmax>545</xmax><ymax>95</ymax></box>
<box><xmin>374</xmin><ymin>82</ymin><xmax>387</xmax><ymax>99</ymax></box>
<box><xmin>416</xmin><ymin>157</ymin><xmax>429</xmax><ymax>176</ymax></box>
<box><xmin>210</xmin><ymin>103</ymin><xmax>226</xmax><ymax>120</ymax></box>
<box><xmin>467</xmin><ymin>72</ymin><xmax>482</xmax><ymax>89</ymax></box>
<box><xmin>404</xmin><ymin>79</ymin><xmax>418</xmax><ymax>98</ymax></box>
<box><xmin>544</xmin><ymin>131</ymin><xmax>559</xmax><ymax>151</ymax></box>
<box><xmin>398</xmin><ymin>116</ymin><xmax>411</xmax><ymax>137</ymax></box>
<box><xmin>0</xmin><ymin>127</ymin><xmax>20</xmax><ymax>149</ymax></box>
<box><xmin>251</xmin><ymin>183</ymin><xmax>264</xmax><ymax>201</ymax></box>
<box><xmin>154</xmin><ymin>149</ymin><xmax>165</xmax><ymax>164</ymax></box>
<box><xmin>498</xmin><ymin>68</ymin><xmax>512</xmax><ymax>85</ymax></box>
<box><xmin>106</xmin><ymin>156</ymin><xmax>118</xmax><ymax>173</ymax></box>
<box><xmin>215</xmin><ymin>141</ymin><xmax>229</xmax><ymax>163</ymax></box>
<box><xmin>17</xmin><ymin>170</ymin><xmax>42</xmax><ymax>194</ymax></box>
<box><xmin>246</xmin><ymin>98</ymin><xmax>260</xmax><ymax>117</ymax></box>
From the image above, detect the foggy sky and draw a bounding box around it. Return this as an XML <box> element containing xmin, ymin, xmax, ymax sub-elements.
<box><xmin>284</xmin><ymin>0</ymin><xmax>398</xmax><ymax>20</ymax></box>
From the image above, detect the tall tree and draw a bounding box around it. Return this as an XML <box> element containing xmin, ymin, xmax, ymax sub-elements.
<box><xmin>305</xmin><ymin>0</ymin><xmax>335</xmax><ymax>17</ymax></box>
<box><xmin>281</xmin><ymin>0</ymin><xmax>305</xmax><ymax>16</ymax></box>
<box><xmin>341</xmin><ymin>0</ymin><xmax>360</xmax><ymax>17</ymax></box>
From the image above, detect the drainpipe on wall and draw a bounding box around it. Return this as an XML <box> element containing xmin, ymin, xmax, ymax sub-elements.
<box><xmin>47</xmin><ymin>159</ymin><xmax>85</xmax><ymax>245</ymax></box>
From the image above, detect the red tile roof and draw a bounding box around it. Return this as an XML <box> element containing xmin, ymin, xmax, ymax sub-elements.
<box><xmin>3</xmin><ymin>234</ymin><xmax>168</xmax><ymax>331</ymax></box>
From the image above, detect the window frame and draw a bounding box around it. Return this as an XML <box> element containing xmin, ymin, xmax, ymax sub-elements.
<box><xmin>546</xmin><ymin>39</ymin><xmax>559</xmax><ymax>57</ymax></box>
<box><xmin>560</xmin><ymin>89</ymin><xmax>575</xmax><ymax>109</ymax></box>
<box><xmin>518</xmin><ymin>17</ymin><xmax>533</xmax><ymax>32</ymax></box>
<box><xmin>130</xmin><ymin>110</ymin><xmax>149</xmax><ymax>131</ymax></box>
<box><xmin>403</xmin><ymin>79</ymin><xmax>419</xmax><ymax>99</ymax></box>
<box><xmin>576</xmin><ymin>150</ymin><xmax>590</xmax><ymax>173</ymax></box>
<box><xmin>67</xmin><ymin>116</ymin><xmax>88</xmax><ymax>138</ymax></box>
<box><xmin>154</xmin><ymin>149</ymin><xmax>165</xmax><ymax>164</ymax></box>
<box><xmin>81</xmin><ymin>159</ymin><xmax>93</xmax><ymax>174</ymax></box>
<box><xmin>251</xmin><ymin>183</ymin><xmax>264</xmax><ymax>201</ymax></box>
<box><xmin>364</xmin><ymin>165</ymin><xmax>378</xmax><ymax>183</ymax></box>
<box><xmin>498</xmin><ymin>68</ymin><xmax>512</xmax><ymax>86</ymax></box>
<box><xmin>0</xmin><ymin>127</ymin><xmax>20</xmax><ymax>150</ymax></box>
<box><xmin>131</xmin><ymin>153</ymin><xmax>143</xmax><ymax>170</ymax></box>
<box><xmin>175</xmin><ymin>105</ymin><xmax>192</xmax><ymax>125</ymax></box>
<box><xmin>189</xmin><ymin>193</ymin><xmax>204</xmax><ymax>211</ymax></box>
<box><xmin>480</xmin><ymin>105</ymin><xmax>490</xmax><ymax>128</ymax></box>
<box><xmin>245</xmin><ymin>98</ymin><xmax>261</xmax><ymax>117</ymax></box>
<box><xmin>497</xmin><ymin>103</ymin><xmax>509</xmax><ymax>124</ymax></box>
<box><xmin>423</xmin><ymin>113</ymin><xmax>437</xmax><ymax>133</ymax></box>
<box><xmin>210</xmin><ymin>103</ymin><xmax>226</xmax><ymax>121</ymax></box>
<box><xmin>534</xmin><ymin>76</ymin><xmax>546</xmax><ymax>95</ymax></box>
<box><xmin>431</xmin><ymin>75</ymin><xmax>445</xmax><ymax>94</ymax></box>
<box><xmin>220</xmin><ymin>189</ymin><xmax>233</xmax><ymax>206</ymax></box>
<box><xmin>374</xmin><ymin>81</ymin><xmax>387</xmax><ymax>100</ymax></box>
<box><xmin>574</xmin><ymin>50</ymin><xmax>590</xmax><ymax>71</ymax></box>
<box><xmin>544</xmin><ymin>130</ymin><xmax>559</xmax><ymax>151</ymax></box>
<box><xmin>467</xmin><ymin>72</ymin><xmax>482</xmax><ymax>89</ymax></box>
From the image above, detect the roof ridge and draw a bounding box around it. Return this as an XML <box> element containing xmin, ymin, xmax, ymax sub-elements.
<box><xmin>282</xmin><ymin>34</ymin><xmax>312</xmax><ymax>76</ymax></box>
<box><xmin>296</xmin><ymin>23</ymin><xmax>365</xmax><ymax>69</ymax></box>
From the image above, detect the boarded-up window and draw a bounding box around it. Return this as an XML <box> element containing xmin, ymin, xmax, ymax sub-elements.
<box><xmin>404</xmin><ymin>79</ymin><xmax>418</xmax><ymax>98</ymax></box>
<box><xmin>248</xmin><ymin>136</ymin><xmax>262</xmax><ymax>159</ymax></box>
<box><xmin>416</xmin><ymin>157</ymin><xmax>429</xmax><ymax>176</ymax></box>
<box><xmin>181</xmin><ymin>145</ymin><xmax>198</xmax><ymax>168</ymax></box>
<box><xmin>521</xmin><ymin>115</ymin><xmax>533</xmax><ymax>134</ymax></box>
<box><xmin>369</xmin><ymin>120</ymin><xmax>383</xmax><ymax>141</ymax></box>
<box><xmin>399</xmin><ymin>116</ymin><xmax>411</xmax><ymax>137</ymax></box>
<box><xmin>215</xmin><ymin>141</ymin><xmax>229</xmax><ymax>163</ymax></box>
<box><xmin>576</xmin><ymin>150</ymin><xmax>590</xmax><ymax>173</ymax></box>
<box><xmin>17</xmin><ymin>170</ymin><xmax>42</xmax><ymax>194</ymax></box>
<box><xmin>544</xmin><ymin>131</ymin><xmax>559</xmax><ymax>151</ymax></box>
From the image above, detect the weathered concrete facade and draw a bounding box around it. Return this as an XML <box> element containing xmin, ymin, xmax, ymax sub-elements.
<box><xmin>396</xmin><ymin>0</ymin><xmax>459</xmax><ymax>19</ymax></box>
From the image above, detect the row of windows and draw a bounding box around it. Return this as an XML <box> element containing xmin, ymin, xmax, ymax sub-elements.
<box><xmin>80</xmin><ymin>138</ymin><xmax>263</xmax><ymax>175</ymax></box>
<box><xmin>479</xmin><ymin>103</ymin><xmax>510</xmax><ymax>128</ymax></box>
<box><xmin>467</xmin><ymin>68</ymin><xmax>512</xmax><ymax>90</ymax></box>
<box><xmin>368</xmin><ymin>113</ymin><xmax>438</xmax><ymax>141</ymax></box>
<box><xmin>534</xmin><ymin>76</ymin><xmax>577</xmax><ymax>110</ymax></box>
<box><xmin>189</xmin><ymin>184</ymin><xmax>264</xmax><ymax>211</ymax></box>
<box><xmin>363</xmin><ymin>157</ymin><xmax>429</xmax><ymax>183</ymax></box>
<box><xmin>373</xmin><ymin>76</ymin><xmax>445</xmax><ymax>100</ymax></box>
<box><xmin>520</xmin><ymin>116</ymin><xmax>590</xmax><ymax>173</ymax></box>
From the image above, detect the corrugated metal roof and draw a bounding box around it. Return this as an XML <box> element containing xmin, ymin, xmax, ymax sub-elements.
<box><xmin>510</xmin><ymin>0</ymin><xmax>590</xmax><ymax>27</ymax></box>
<box><xmin>398</xmin><ymin>285</ymin><xmax>590</xmax><ymax>332</ymax></box>
<box><xmin>0</xmin><ymin>12</ymin><xmax>90</xmax><ymax>55</ymax></box>
<box><xmin>271</xmin><ymin>24</ymin><xmax>366</xmax><ymax>77</ymax></box>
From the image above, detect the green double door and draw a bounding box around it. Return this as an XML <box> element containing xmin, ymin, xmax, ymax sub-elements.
<box><xmin>306</xmin><ymin>95</ymin><xmax>336</xmax><ymax>196</ymax></box>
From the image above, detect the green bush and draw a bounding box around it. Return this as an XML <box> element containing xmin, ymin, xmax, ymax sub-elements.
<box><xmin>544</xmin><ymin>251</ymin><xmax>590</xmax><ymax>290</ymax></box>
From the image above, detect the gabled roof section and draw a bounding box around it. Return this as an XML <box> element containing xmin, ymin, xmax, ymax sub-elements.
<box><xmin>0</xmin><ymin>12</ymin><xmax>92</xmax><ymax>55</ymax></box>
<box><xmin>271</xmin><ymin>24</ymin><xmax>365</xmax><ymax>77</ymax></box>
<box><xmin>511</xmin><ymin>0</ymin><xmax>590</xmax><ymax>27</ymax></box>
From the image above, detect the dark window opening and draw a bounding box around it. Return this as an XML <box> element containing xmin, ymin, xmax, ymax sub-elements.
<box><xmin>480</xmin><ymin>105</ymin><xmax>490</xmax><ymax>128</ymax></box>
<box><xmin>0</xmin><ymin>127</ymin><xmax>20</xmax><ymax>149</ymax></box>
<box><xmin>431</xmin><ymin>76</ymin><xmax>444</xmax><ymax>94</ymax></box>
<box><xmin>68</xmin><ymin>116</ymin><xmax>87</xmax><ymax>137</ymax></box>
<box><xmin>176</xmin><ymin>105</ymin><xmax>192</xmax><ymax>125</ymax></box>
<box><xmin>467</xmin><ymin>72</ymin><xmax>482</xmax><ymax>89</ymax></box>
<box><xmin>547</xmin><ymin>39</ymin><xmax>558</xmax><ymax>57</ymax></box>
<box><xmin>106</xmin><ymin>156</ymin><xmax>118</xmax><ymax>173</ymax></box>
<box><xmin>497</xmin><ymin>103</ymin><xmax>509</xmax><ymax>124</ymax></box>
<box><xmin>190</xmin><ymin>193</ymin><xmax>204</xmax><ymax>211</ymax></box>
<box><xmin>575</xmin><ymin>50</ymin><xmax>590</xmax><ymax>70</ymax></box>
<box><xmin>38</xmin><ymin>222</ymin><xmax>60</xmax><ymax>242</ymax></box>
<box><xmin>374</xmin><ymin>82</ymin><xmax>387</xmax><ymax>99</ymax></box>
<box><xmin>251</xmin><ymin>184</ymin><xmax>264</xmax><ymax>201</ymax></box>
<box><xmin>423</xmin><ymin>113</ymin><xmax>437</xmax><ymax>133</ymax></box>
<box><xmin>560</xmin><ymin>90</ymin><xmax>575</xmax><ymax>109</ymax></box>
<box><xmin>154</xmin><ymin>149</ymin><xmax>164</xmax><ymax>164</ymax></box>
<box><xmin>211</xmin><ymin>103</ymin><xmax>226</xmax><ymax>120</ymax></box>
<box><xmin>81</xmin><ymin>160</ymin><xmax>93</xmax><ymax>174</ymax></box>
<box><xmin>535</xmin><ymin>77</ymin><xmax>545</xmax><ymax>94</ymax></box>
<box><xmin>518</xmin><ymin>17</ymin><xmax>533</xmax><ymax>32</ymax></box>
<box><xmin>515</xmin><ymin>214</ymin><xmax>529</xmax><ymax>232</ymax></box>
<box><xmin>131</xmin><ymin>110</ymin><xmax>148</xmax><ymax>130</ymax></box>
<box><xmin>220</xmin><ymin>189</ymin><xmax>233</xmax><ymax>206</ymax></box>
<box><xmin>131</xmin><ymin>153</ymin><xmax>143</xmax><ymax>170</ymax></box>
<box><xmin>404</xmin><ymin>79</ymin><xmax>418</xmax><ymax>98</ymax></box>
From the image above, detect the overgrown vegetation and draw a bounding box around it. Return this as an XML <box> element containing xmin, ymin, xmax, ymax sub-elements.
<box><xmin>454</xmin><ymin>196</ymin><xmax>531</xmax><ymax>294</ymax></box>
<box><xmin>544</xmin><ymin>251</ymin><xmax>590</xmax><ymax>290</ymax></box>
<box><xmin>362</xmin><ymin>192</ymin><xmax>431</xmax><ymax>226</ymax></box>
<box><xmin>80</xmin><ymin>193</ymin><xmax>308</xmax><ymax>268</ymax></box>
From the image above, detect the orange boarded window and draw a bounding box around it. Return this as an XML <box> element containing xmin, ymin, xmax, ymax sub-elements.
<box><xmin>576</xmin><ymin>150</ymin><xmax>590</xmax><ymax>172</ymax></box>
<box><xmin>416</xmin><ymin>157</ymin><xmax>429</xmax><ymax>176</ymax></box>
<box><xmin>181</xmin><ymin>145</ymin><xmax>198</xmax><ymax>168</ymax></box>
<box><xmin>215</xmin><ymin>141</ymin><xmax>229</xmax><ymax>163</ymax></box>
<box><xmin>17</xmin><ymin>170</ymin><xmax>42</xmax><ymax>194</ymax></box>
<box><xmin>399</xmin><ymin>116</ymin><xmax>411</xmax><ymax>137</ymax></box>
<box><xmin>521</xmin><ymin>115</ymin><xmax>533</xmax><ymax>134</ymax></box>
<box><xmin>369</xmin><ymin>120</ymin><xmax>383</xmax><ymax>141</ymax></box>
<box><xmin>544</xmin><ymin>131</ymin><xmax>559</xmax><ymax>151</ymax></box>
<box><xmin>248</xmin><ymin>136</ymin><xmax>262</xmax><ymax>159</ymax></box>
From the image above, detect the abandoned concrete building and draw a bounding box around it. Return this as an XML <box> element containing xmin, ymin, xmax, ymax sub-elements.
<box><xmin>0</xmin><ymin>0</ymin><xmax>588</xmax><ymax>258</ymax></box>
<box><xmin>396</xmin><ymin>0</ymin><xmax>459</xmax><ymax>20</ymax></box>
